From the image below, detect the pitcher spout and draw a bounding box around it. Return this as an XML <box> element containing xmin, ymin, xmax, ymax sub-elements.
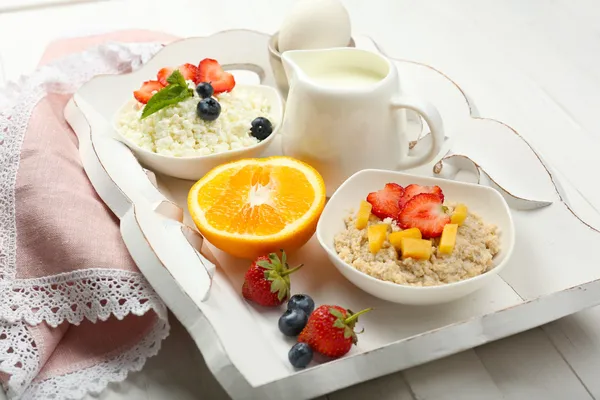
<box><xmin>281</xmin><ymin>47</ymin><xmax>392</xmax><ymax>91</ymax></box>
<box><xmin>281</xmin><ymin>49</ymin><xmax>315</xmax><ymax>84</ymax></box>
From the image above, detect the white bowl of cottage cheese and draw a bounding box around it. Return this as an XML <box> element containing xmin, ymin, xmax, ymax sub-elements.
<box><xmin>316</xmin><ymin>169</ymin><xmax>515</xmax><ymax>306</ymax></box>
<box><xmin>114</xmin><ymin>83</ymin><xmax>282</xmax><ymax>180</ymax></box>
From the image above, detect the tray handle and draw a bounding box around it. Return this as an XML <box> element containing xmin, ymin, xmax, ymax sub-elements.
<box><xmin>222</xmin><ymin>63</ymin><xmax>267</xmax><ymax>84</ymax></box>
<box><xmin>121</xmin><ymin>204</ymin><xmax>215</xmax><ymax>303</ymax></box>
<box><xmin>434</xmin><ymin>154</ymin><xmax>553</xmax><ymax>210</ymax></box>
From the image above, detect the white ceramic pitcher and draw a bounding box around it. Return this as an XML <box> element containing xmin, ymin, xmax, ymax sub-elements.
<box><xmin>280</xmin><ymin>47</ymin><xmax>445</xmax><ymax>196</ymax></box>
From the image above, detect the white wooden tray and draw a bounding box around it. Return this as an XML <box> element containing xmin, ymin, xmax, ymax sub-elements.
<box><xmin>64</xmin><ymin>29</ymin><xmax>600</xmax><ymax>400</ymax></box>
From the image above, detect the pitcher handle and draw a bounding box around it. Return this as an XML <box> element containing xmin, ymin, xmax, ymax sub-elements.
<box><xmin>391</xmin><ymin>95</ymin><xmax>445</xmax><ymax>170</ymax></box>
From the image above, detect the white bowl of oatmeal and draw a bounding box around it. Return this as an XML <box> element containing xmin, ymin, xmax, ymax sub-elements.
<box><xmin>316</xmin><ymin>169</ymin><xmax>515</xmax><ymax>305</ymax></box>
<box><xmin>114</xmin><ymin>83</ymin><xmax>282</xmax><ymax>181</ymax></box>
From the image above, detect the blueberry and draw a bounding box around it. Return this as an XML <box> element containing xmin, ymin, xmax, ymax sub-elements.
<box><xmin>250</xmin><ymin>117</ymin><xmax>273</xmax><ymax>141</ymax></box>
<box><xmin>287</xmin><ymin>294</ymin><xmax>315</xmax><ymax>316</ymax></box>
<box><xmin>195</xmin><ymin>82</ymin><xmax>214</xmax><ymax>99</ymax></box>
<box><xmin>278</xmin><ymin>308</ymin><xmax>308</xmax><ymax>337</ymax></box>
<box><xmin>288</xmin><ymin>342</ymin><xmax>313</xmax><ymax>369</ymax></box>
<box><xmin>197</xmin><ymin>98</ymin><xmax>221</xmax><ymax>121</ymax></box>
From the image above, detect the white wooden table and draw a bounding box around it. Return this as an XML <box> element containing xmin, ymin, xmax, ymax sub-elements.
<box><xmin>2</xmin><ymin>0</ymin><xmax>600</xmax><ymax>399</ymax></box>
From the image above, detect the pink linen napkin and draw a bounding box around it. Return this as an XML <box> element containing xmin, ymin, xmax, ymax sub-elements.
<box><xmin>0</xmin><ymin>30</ymin><xmax>179</xmax><ymax>399</ymax></box>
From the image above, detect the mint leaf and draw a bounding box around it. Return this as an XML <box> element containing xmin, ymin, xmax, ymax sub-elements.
<box><xmin>167</xmin><ymin>69</ymin><xmax>188</xmax><ymax>87</ymax></box>
<box><xmin>140</xmin><ymin>70</ymin><xmax>195</xmax><ymax>119</ymax></box>
<box><xmin>141</xmin><ymin>85</ymin><xmax>190</xmax><ymax>119</ymax></box>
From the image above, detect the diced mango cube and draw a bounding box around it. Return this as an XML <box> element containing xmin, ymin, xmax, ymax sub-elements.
<box><xmin>367</xmin><ymin>224</ymin><xmax>388</xmax><ymax>254</ymax></box>
<box><xmin>401</xmin><ymin>238</ymin><xmax>432</xmax><ymax>260</ymax></box>
<box><xmin>389</xmin><ymin>228</ymin><xmax>422</xmax><ymax>251</ymax></box>
<box><xmin>355</xmin><ymin>200</ymin><xmax>373</xmax><ymax>230</ymax></box>
<box><xmin>451</xmin><ymin>204</ymin><xmax>468</xmax><ymax>226</ymax></box>
<box><xmin>439</xmin><ymin>224</ymin><xmax>458</xmax><ymax>254</ymax></box>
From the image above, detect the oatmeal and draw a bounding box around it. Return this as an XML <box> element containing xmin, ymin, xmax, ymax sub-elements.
<box><xmin>334</xmin><ymin>205</ymin><xmax>500</xmax><ymax>287</ymax></box>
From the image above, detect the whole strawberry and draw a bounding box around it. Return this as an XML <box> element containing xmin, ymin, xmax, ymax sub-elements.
<box><xmin>242</xmin><ymin>250</ymin><xmax>302</xmax><ymax>307</ymax></box>
<box><xmin>298</xmin><ymin>305</ymin><xmax>372</xmax><ymax>358</ymax></box>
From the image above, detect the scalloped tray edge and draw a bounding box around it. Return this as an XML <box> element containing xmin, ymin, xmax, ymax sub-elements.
<box><xmin>64</xmin><ymin>30</ymin><xmax>600</xmax><ymax>400</ymax></box>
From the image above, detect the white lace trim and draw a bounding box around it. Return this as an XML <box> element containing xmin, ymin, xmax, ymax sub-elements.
<box><xmin>0</xmin><ymin>41</ymin><xmax>168</xmax><ymax>400</ymax></box>
<box><xmin>0</xmin><ymin>269</ymin><xmax>168</xmax><ymax>327</ymax></box>
<box><xmin>0</xmin><ymin>322</ymin><xmax>40</xmax><ymax>398</ymax></box>
<box><xmin>21</xmin><ymin>316</ymin><xmax>170</xmax><ymax>400</ymax></box>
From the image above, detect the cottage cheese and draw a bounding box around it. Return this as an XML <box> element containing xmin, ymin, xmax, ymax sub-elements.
<box><xmin>334</xmin><ymin>205</ymin><xmax>500</xmax><ymax>287</ymax></box>
<box><xmin>116</xmin><ymin>86</ymin><xmax>273</xmax><ymax>157</ymax></box>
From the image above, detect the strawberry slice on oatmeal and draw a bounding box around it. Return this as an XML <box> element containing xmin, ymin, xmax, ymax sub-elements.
<box><xmin>335</xmin><ymin>182</ymin><xmax>500</xmax><ymax>287</ymax></box>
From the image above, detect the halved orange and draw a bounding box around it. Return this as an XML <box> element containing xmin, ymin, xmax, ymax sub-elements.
<box><xmin>188</xmin><ymin>156</ymin><xmax>326</xmax><ymax>259</ymax></box>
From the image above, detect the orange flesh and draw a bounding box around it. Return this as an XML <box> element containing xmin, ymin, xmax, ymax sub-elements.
<box><xmin>194</xmin><ymin>164</ymin><xmax>316</xmax><ymax>236</ymax></box>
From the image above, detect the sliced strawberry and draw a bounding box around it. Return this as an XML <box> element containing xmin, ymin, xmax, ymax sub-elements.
<box><xmin>157</xmin><ymin>63</ymin><xmax>199</xmax><ymax>86</ymax></box>
<box><xmin>197</xmin><ymin>58</ymin><xmax>236</xmax><ymax>94</ymax></box>
<box><xmin>133</xmin><ymin>80</ymin><xmax>163</xmax><ymax>104</ymax></box>
<box><xmin>156</xmin><ymin>67</ymin><xmax>174</xmax><ymax>86</ymax></box>
<box><xmin>399</xmin><ymin>184</ymin><xmax>444</xmax><ymax>210</ymax></box>
<box><xmin>398</xmin><ymin>193</ymin><xmax>450</xmax><ymax>238</ymax></box>
<box><xmin>179</xmin><ymin>63</ymin><xmax>200</xmax><ymax>83</ymax></box>
<box><xmin>366</xmin><ymin>183</ymin><xmax>405</xmax><ymax>221</ymax></box>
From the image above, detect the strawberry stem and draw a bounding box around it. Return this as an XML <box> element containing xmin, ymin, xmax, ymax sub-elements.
<box><xmin>344</xmin><ymin>308</ymin><xmax>373</xmax><ymax>325</ymax></box>
<box><xmin>280</xmin><ymin>264</ymin><xmax>304</xmax><ymax>277</ymax></box>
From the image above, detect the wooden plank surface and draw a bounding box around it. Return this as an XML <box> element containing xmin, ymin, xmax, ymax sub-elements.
<box><xmin>1</xmin><ymin>0</ymin><xmax>600</xmax><ymax>399</ymax></box>
<box><xmin>403</xmin><ymin>351</ymin><xmax>504</xmax><ymax>400</ymax></box>
<box><xmin>476</xmin><ymin>329</ymin><xmax>593</xmax><ymax>400</ymax></box>
<box><xmin>543</xmin><ymin>309</ymin><xmax>600</xmax><ymax>398</ymax></box>
<box><xmin>0</xmin><ymin>0</ymin><xmax>107</xmax><ymax>14</ymax></box>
